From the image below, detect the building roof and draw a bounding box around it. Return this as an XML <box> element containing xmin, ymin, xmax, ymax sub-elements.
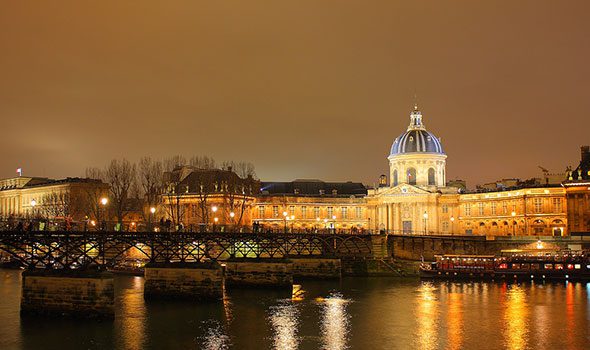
<box><xmin>390</xmin><ymin>105</ymin><xmax>444</xmax><ymax>156</ymax></box>
<box><xmin>260</xmin><ymin>180</ymin><xmax>367</xmax><ymax>197</ymax></box>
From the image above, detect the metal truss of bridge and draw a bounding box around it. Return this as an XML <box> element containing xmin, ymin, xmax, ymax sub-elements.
<box><xmin>0</xmin><ymin>231</ymin><xmax>374</xmax><ymax>269</ymax></box>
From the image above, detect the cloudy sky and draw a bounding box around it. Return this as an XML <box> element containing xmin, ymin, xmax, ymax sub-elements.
<box><xmin>1</xmin><ymin>0</ymin><xmax>589</xmax><ymax>187</ymax></box>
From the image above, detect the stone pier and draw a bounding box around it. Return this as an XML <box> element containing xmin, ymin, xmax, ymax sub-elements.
<box><xmin>144</xmin><ymin>262</ymin><xmax>223</xmax><ymax>300</ymax></box>
<box><xmin>291</xmin><ymin>258</ymin><xmax>341</xmax><ymax>279</ymax></box>
<box><xmin>21</xmin><ymin>269</ymin><xmax>114</xmax><ymax>318</ymax></box>
<box><xmin>223</xmin><ymin>258</ymin><xmax>293</xmax><ymax>288</ymax></box>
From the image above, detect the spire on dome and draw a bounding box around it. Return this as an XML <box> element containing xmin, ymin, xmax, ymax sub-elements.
<box><xmin>408</xmin><ymin>104</ymin><xmax>425</xmax><ymax>130</ymax></box>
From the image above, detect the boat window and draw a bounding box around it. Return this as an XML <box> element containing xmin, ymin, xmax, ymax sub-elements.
<box><xmin>544</xmin><ymin>264</ymin><xmax>553</xmax><ymax>269</ymax></box>
<box><xmin>555</xmin><ymin>264</ymin><xmax>563</xmax><ymax>270</ymax></box>
<box><xmin>574</xmin><ymin>264</ymin><xmax>581</xmax><ymax>269</ymax></box>
<box><xmin>511</xmin><ymin>263</ymin><xmax>520</xmax><ymax>269</ymax></box>
<box><xmin>567</xmin><ymin>264</ymin><xmax>574</xmax><ymax>270</ymax></box>
<box><xmin>498</xmin><ymin>263</ymin><xmax>507</xmax><ymax>269</ymax></box>
<box><xmin>530</xmin><ymin>264</ymin><xmax>539</xmax><ymax>270</ymax></box>
<box><xmin>521</xmin><ymin>263</ymin><xmax>530</xmax><ymax>269</ymax></box>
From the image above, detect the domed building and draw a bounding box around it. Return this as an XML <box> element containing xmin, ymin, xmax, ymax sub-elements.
<box><xmin>388</xmin><ymin>105</ymin><xmax>447</xmax><ymax>188</ymax></box>
<box><xmin>366</xmin><ymin>105</ymin><xmax>460</xmax><ymax>235</ymax></box>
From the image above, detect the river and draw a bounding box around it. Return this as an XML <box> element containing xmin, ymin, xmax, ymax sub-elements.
<box><xmin>0</xmin><ymin>269</ymin><xmax>588</xmax><ymax>349</ymax></box>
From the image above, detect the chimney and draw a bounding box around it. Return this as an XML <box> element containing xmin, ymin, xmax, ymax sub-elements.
<box><xmin>581</xmin><ymin>146</ymin><xmax>590</xmax><ymax>163</ymax></box>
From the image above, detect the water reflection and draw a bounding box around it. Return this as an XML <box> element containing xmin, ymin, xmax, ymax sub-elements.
<box><xmin>319</xmin><ymin>293</ymin><xmax>350</xmax><ymax>350</ymax></box>
<box><xmin>117</xmin><ymin>276</ymin><xmax>147</xmax><ymax>350</ymax></box>
<box><xmin>446</xmin><ymin>288</ymin><xmax>463</xmax><ymax>350</ymax></box>
<box><xmin>200</xmin><ymin>321</ymin><xmax>231</xmax><ymax>350</ymax></box>
<box><xmin>502</xmin><ymin>284</ymin><xmax>529</xmax><ymax>350</ymax></box>
<box><xmin>414</xmin><ymin>282</ymin><xmax>439</xmax><ymax>350</ymax></box>
<box><xmin>268</xmin><ymin>301</ymin><xmax>299</xmax><ymax>350</ymax></box>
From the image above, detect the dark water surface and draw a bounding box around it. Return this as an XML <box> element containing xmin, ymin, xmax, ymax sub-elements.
<box><xmin>0</xmin><ymin>269</ymin><xmax>588</xmax><ymax>349</ymax></box>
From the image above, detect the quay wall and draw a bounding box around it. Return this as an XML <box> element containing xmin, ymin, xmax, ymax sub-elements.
<box><xmin>21</xmin><ymin>269</ymin><xmax>114</xmax><ymax>318</ymax></box>
<box><xmin>388</xmin><ymin>235</ymin><xmax>589</xmax><ymax>261</ymax></box>
<box><xmin>224</xmin><ymin>259</ymin><xmax>293</xmax><ymax>287</ymax></box>
<box><xmin>144</xmin><ymin>262</ymin><xmax>223</xmax><ymax>300</ymax></box>
<box><xmin>291</xmin><ymin>258</ymin><xmax>341</xmax><ymax>279</ymax></box>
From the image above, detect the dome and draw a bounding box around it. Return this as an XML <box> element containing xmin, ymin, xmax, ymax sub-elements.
<box><xmin>389</xmin><ymin>105</ymin><xmax>444</xmax><ymax>156</ymax></box>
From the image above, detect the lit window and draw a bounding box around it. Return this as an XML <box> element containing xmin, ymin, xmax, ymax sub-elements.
<box><xmin>313</xmin><ymin>206</ymin><xmax>320</xmax><ymax>218</ymax></box>
<box><xmin>289</xmin><ymin>206</ymin><xmax>295</xmax><ymax>216</ymax></box>
<box><xmin>478</xmin><ymin>203</ymin><xmax>484</xmax><ymax>216</ymax></box>
<box><xmin>258</xmin><ymin>206</ymin><xmax>265</xmax><ymax>218</ymax></box>
<box><xmin>272</xmin><ymin>206</ymin><xmax>279</xmax><ymax>217</ymax></box>
<box><xmin>301</xmin><ymin>206</ymin><xmax>307</xmax><ymax>219</ymax></box>
<box><xmin>442</xmin><ymin>204</ymin><xmax>448</xmax><ymax>213</ymax></box>
<box><xmin>341</xmin><ymin>207</ymin><xmax>348</xmax><ymax>219</ymax></box>
<box><xmin>491</xmin><ymin>202</ymin><xmax>497</xmax><ymax>215</ymax></box>
<box><xmin>534</xmin><ymin>198</ymin><xmax>543</xmax><ymax>213</ymax></box>
<box><xmin>327</xmin><ymin>207</ymin><xmax>334</xmax><ymax>218</ymax></box>
<box><xmin>355</xmin><ymin>207</ymin><xmax>362</xmax><ymax>219</ymax></box>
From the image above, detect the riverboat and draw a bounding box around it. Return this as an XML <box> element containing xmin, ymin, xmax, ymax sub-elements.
<box><xmin>420</xmin><ymin>251</ymin><xmax>590</xmax><ymax>281</ymax></box>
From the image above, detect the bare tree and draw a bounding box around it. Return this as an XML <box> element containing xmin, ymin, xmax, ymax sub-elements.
<box><xmin>190</xmin><ymin>155</ymin><xmax>216</xmax><ymax>169</ymax></box>
<box><xmin>138</xmin><ymin>157</ymin><xmax>164</xmax><ymax>222</ymax></box>
<box><xmin>163</xmin><ymin>155</ymin><xmax>187</xmax><ymax>172</ymax></box>
<box><xmin>163</xmin><ymin>180</ymin><xmax>188</xmax><ymax>230</ymax></box>
<box><xmin>83</xmin><ymin>167</ymin><xmax>106</xmax><ymax>221</ymax></box>
<box><xmin>105</xmin><ymin>159</ymin><xmax>137</xmax><ymax>225</ymax></box>
<box><xmin>41</xmin><ymin>191</ymin><xmax>71</xmax><ymax>221</ymax></box>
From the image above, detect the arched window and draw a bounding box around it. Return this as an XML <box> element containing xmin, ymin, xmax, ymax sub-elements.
<box><xmin>393</xmin><ymin>170</ymin><xmax>398</xmax><ymax>186</ymax></box>
<box><xmin>428</xmin><ymin>168</ymin><xmax>436</xmax><ymax>186</ymax></box>
<box><xmin>407</xmin><ymin>168</ymin><xmax>416</xmax><ymax>185</ymax></box>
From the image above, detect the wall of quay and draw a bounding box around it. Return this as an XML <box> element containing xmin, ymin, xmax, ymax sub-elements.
<box><xmin>223</xmin><ymin>259</ymin><xmax>293</xmax><ymax>287</ymax></box>
<box><xmin>144</xmin><ymin>262</ymin><xmax>223</xmax><ymax>300</ymax></box>
<box><xmin>290</xmin><ymin>258</ymin><xmax>341</xmax><ymax>279</ymax></box>
<box><xmin>388</xmin><ymin>235</ymin><xmax>589</xmax><ymax>261</ymax></box>
<box><xmin>20</xmin><ymin>269</ymin><xmax>114</xmax><ymax>318</ymax></box>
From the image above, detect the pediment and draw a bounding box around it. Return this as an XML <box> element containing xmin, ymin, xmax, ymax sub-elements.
<box><xmin>379</xmin><ymin>184</ymin><xmax>432</xmax><ymax>195</ymax></box>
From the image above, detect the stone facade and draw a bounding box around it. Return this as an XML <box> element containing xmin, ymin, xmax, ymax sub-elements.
<box><xmin>144</xmin><ymin>262</ymin><xmax>223</xmax><ymax>299</ymax></box>
<box><xmin>290</xmin><ymin>258</ymin><xmax>341</xmax><ymax>279</ymax></box>
<box><xmin>224</xmin><ymin>259</ymin><xmax>293</xmax><ymax>287</ymax></box>
<box><xmin>20</xmin><ymin>270</ymin><xmax>114</xmax><ymax>318</ymax></box>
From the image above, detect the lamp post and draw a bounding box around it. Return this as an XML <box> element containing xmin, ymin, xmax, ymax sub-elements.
<box><xmin>511</xmin><ymin>211</ymin><xmax>516</xmax><ymax>236</ymax></box>
<box><xmin>423</xmin><ymin>211</ymin><xmax>428</xmax><ymax>235</ymax></box>
<box><xmin>283</xmin><ymin>211</ymin><xmax>288</xmax><ymax>233</ymax></box>
<box><xmin>30</xmin><ymin>199</ymin><xmax>37</xmax><ymax>230</ymax></box>
<box><xmin>230</xmin><ymin>211</ymin><xmax>235</xmax><ymax>232</ymax></box>
<box><xmin>450</xmin><ymin>216</ymin><xmax>455</xmax><ymax>235</ymax></box>
<box><xmin>315</xmin><ymin>217</ymin><xmax>320</xmax><ymax>232</ymax></box>
<box><xmin>332</xmin><ymin>215</ymin><xmax>337</xmax><ymax>234</ymax></box>
<box><xmin>100</xmin><ymin>197</ymin><xmax>108</xmax><ymax>231</ymax></box>
<box><xmin>290</xmin><ymin>215</ymin><xmax>295</xmax><ymax>232</ymax></box>
<box><xmin>212</xmin><ymin>205</ymin><xmax>218</xmax><ymax>231</ymax></box>
<box><xmin>149</xmin><ymin>207</ymin><xmax>156</xmax><ymax>231</ymax></box>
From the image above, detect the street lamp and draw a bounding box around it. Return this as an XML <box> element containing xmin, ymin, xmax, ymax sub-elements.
<box><xmin>212</xmin><ymin>206</ymin><xmax>218</xmax><ymax>231</ymax></box>
<box><xmin>149</xmin><ymin>207</ymin><xmax>156</xmax><ymax>231</ymax></box>
<box><xmin>229</xmin><ymin>211</ymin><xmax>235</xmax><ymax>232</ymax></box>
<box><xmin>283</xmin><ymin>211</ymin><xmax>288</xmax><ymax>233</ymax></box>
<box><xmin>450</xmin><ymin>216</ymin><xmax>455</xmax><ymax>235</ymax></box>
<box><xmin>290</xmin><ymin>215</ymin><xmax>295</xmax><ymax>232</ymax></box>
<box><xmin>332</xmin><ymin>215</ymin><xmax>336</xmax><ymax>234</ymax></box>
<box><xmin>423</xmin><ymin>211</ymin><xmax>428</xmax><ymax>235</ymax></box>
<box><xmin>99</xmin><ymin>197</ymin><xmax>108</xmax><ymax>231</ymax></box>
<box><xmin>511</xmin><ymin>211</ymin><xmax>516</xmax><ymax>236</ymax></box>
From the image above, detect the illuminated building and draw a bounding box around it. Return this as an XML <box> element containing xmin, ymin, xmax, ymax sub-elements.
<box><xmin>563</xmin><ymin>146</ymin><xmax>590</xmax><ymax>233</ymax></box>
<box><xmin>365</xmin><ymin>105</ymin><xmax>569</xmax><ymax>236</ymax></box>
<box><xmin>254</xmin><ymin>180</ymin><xmax>368</xmax><ymax>232</ymax></box>
<box><xmin>0</xmin><ymin>176</ymin><xmax>108</xmax><ymax>222</ymax></box>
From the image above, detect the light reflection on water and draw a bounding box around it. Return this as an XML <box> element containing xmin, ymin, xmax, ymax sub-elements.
<box><xmin>0</xmin><ymin>270</ymin><xmax>589</xmax><ymax>350</ymax></box>
<box><xmin>200</xmin><ymin>321</ymin><xmax>231</xmax><ymax>350</ymax></box>
<box><xmin>319</xmin><ymin>293</ymin><xmax>350</xmax><ymax>350</ymax></box>
<box><xmin>268</xmin><ymin>301</ymin><xmax>299</xmax><ymax>350</ymax></box>
<box><xmin>502</xmin><ymin>284</ymin><xmax>530</xmax><ymax>350</ymax></box>
<box><xmin>414</xmin><ymin>282</ymin><xmax>439</xmax><ymax>350</ymax></box>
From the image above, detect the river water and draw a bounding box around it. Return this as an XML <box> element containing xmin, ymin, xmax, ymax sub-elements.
<box><xmin>0</xmin><ymin>269</ymin><xmax>588</xmax><ymax>350</ymax></box>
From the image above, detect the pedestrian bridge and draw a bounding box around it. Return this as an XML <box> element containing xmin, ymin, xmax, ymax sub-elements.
<box><xmin>0</xmin><ymin>231</ymin><xmax>375</xmax><ymax>269</ymax></box>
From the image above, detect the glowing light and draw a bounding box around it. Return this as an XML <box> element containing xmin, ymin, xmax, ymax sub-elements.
<box><xmin>101</xmin><ymin>197</ymin><xmax>108</xmax><ymax>206</ymax></box>
<box><xmin>229</xmin><ymin>212</ymin><xmax>235</xmax><ymax>218</ymax></box>
<box><xmin>283</xmin><ymin>211</ymin><xmax>288</xmax><ymax>217</ymax></box>
<box><xmin>269</xmin><ymin>302</ymin><xmax>299</xmax><ymax>350</ymax></box>
<box><xmin>536</xmin><ymin>240</ymin><xmax>543</xmax><ymax>249</ymax></box>
<box><xmin>30</xmin><ymin>199</ymin><xmax>36</xmax><ymax>207</ymax></box>
<box><xmin>150</xmin><ymin>207</ymin><xmax>156</xmax><ymax>214</ymax></box>
<box><xmin>320</xmin><ymin>294</ymin><xmax>350</xmax><ymax>350</ymax></box>
<box><xmin>214</xmin><ymin>217</ymin><xmax>219</xmax><ymax>223</ymax></box>
<box><xmin>212</xmin><ymin>206</ymin><xmax>218</xmax><ymax>213</ymax></box>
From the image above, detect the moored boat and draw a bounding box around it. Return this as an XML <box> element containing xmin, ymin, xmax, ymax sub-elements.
<box><xmin>420</xmin><ymin>251</ymin><xmax>590</xmax><ymax>281</ymax></box>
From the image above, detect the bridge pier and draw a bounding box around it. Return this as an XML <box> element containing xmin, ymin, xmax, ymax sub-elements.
<box><xmin>144</xmin><ymin>262</ymin><xmax>223</xmax><ymax>300</ymax></box>
<box><xmin>21</xmin><ymin>269</ymin><xmax>114</xmax><ymax>318</ymax></box>
<box><xmin>224</xmin><ymin>258</ymin><xmax>293</xmax><ymax>288</ymax></box>
<box><xmin>291</xmin><ymin>257</ymin><xmax>341</xmax><ymax>279</ymax></box>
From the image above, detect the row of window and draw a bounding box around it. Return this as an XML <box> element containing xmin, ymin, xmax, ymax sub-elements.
<box><xmin>462</xmin><ymin>198</ymin><xmax>562</xmax><ymax>217</ymax></box>
<box><xmin>260</xmin><ymin>206</ymin><xmax>363</xmax><ymax>220</ymax></box>
<box><xmin>392</xmin><ymin>167</ymin><xmax>440</xmax><ymax>186</ymax></box>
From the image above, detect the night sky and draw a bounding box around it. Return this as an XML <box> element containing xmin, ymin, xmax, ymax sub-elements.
<box><xmin>1</xmin><ymin>1</ymin><xmax>589</xmax><ymax>187</ymax></box>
